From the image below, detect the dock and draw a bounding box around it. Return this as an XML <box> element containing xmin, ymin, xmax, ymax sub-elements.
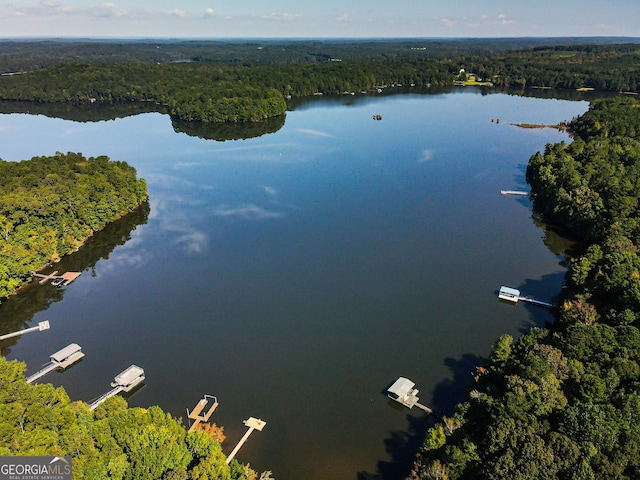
<box><xmin>386</xmin><ymin>377</ymin><xmax>433</xmax><ymax>413</ymax></box>
<box><xmin>89</xmin><ymin>365</ymin><xmax>145</xmax><ymax>410</ymax></box>
<box><xmin>0</xmin><ymin>321</ymin><xmax>50</xmax><ymax>341</ymax></box>
<box><xmin>498</xmin><ymin>286</ymin><xmax>554</xmax><ymax>308</ymax></box>
<box><xmin>519</xmin><ymin>296</ymin><xmax>554</xmax><ymax>308</ymax></box>
<box><xmin>501</xmin><ymin>190</ymin><xmax>529</xmax><ymax>196</ymax></box>
<box><xmin>187</xmin><ymin>394</ymin><xmax>219</xmax><ymax>432</ymax></box>
<box><xmin>26</xmin><ymin>343</ymin><xmax>84</xmax><ymax>384</ymax></box>
<box><xmin>226</xmin><ymin>417</ymin><xmax>267</xmax><ymax>465</ymax></box>
<box><xmin>33</xmin><ymin>271</ymin><xmax>81</xmax><ymax>286</ymax></box>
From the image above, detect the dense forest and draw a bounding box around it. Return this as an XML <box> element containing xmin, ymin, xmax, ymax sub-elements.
<box><xmin>1</xmin><ymin>38</ymin><xmax>637</xmax><ymax>73</ymax></box>
<box><xmin>0</xmin><ymin>355</ymin><xmax>259</xmax><ymax>479</ymax></box>
<box><xmin>0</xmin><ymin>41</ymin><xmax>638</xmax><ymax>123</ymax></box>
<box><xmin>414</xmin><ymin>97</ymin><xmax>640</xmax><ymax>480</ymax></box>
<box><xmin>0</xmin><ymin>152</ymin><xmax>148</xmax><ymax>300</ymax></box>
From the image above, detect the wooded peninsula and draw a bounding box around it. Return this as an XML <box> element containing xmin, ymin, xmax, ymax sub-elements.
<box><xmin>1</xmin><ymin>38</ymin><xmax>640</xmax><ymax>480</ymax></box>
<box><xmin>0</xmin><ymin>153</ymin><xmax>148</xmax><ymax>300</ymax></box>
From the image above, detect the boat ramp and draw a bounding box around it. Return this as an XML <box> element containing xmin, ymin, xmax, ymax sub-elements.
<box><xmin>89</xmin><ymin>365</ymin><xmax>145</xmax><ymax>410</ymax></box>
<box><xmin>26</xmin><ymin>343</ymin><xmax>84</xmax><ymax>384</ymax></box>
<box><xmin>498</xmin><ymin>286</ymin><xmax>554</xmax><ymax>308</ymax></box>
<box><xmin>386</xmin><ymin>377</ymin><xmax>432</xmax><ymax>413</ymax></box>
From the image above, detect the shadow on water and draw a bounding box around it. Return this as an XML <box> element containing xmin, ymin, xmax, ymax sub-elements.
<box><xmin>0</xmin><ymin>99</ymin><xmax>165</xmax><ymax>122</ymax></box>
<box><xmin>0</xmin><ymin>100</ymin><xmax>286</xmax><ymax>142</ymax></box>
<box><xmin>431</xmin><ymin>354</ymin><xmax>488</xmax><ymax>417</ymax></box>
<box><xmin>358</xmin><ymin>409</ymin><xmax>438</xmax><ymax>480</ymax></box>
<box><xmin>531</xmin><ymin>212</ymin><xmax>584</xmax><ymax>260</ymax></box>
<box><xmin>515</xmin><ymin>272</ymin><xmax>565</xmax><ymax>335</ymax></box>
<box><xmin>359</xmin><ymin>354</ymin><xmax>484</xmax><ymax>480</ymax></box>
<box><xmin>0</xmin><ymin>202</ymin><xmax>150</xmax><ymax>357</ymax></box>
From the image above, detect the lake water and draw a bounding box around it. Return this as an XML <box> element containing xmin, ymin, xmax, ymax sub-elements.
<box><xmin>0</xmin><ymin>89</ymin><xmax>589</xmax><ymax>480</ymax></box>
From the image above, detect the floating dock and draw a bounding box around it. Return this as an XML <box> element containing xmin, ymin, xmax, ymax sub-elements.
<box><xmin>500</xmin><ymin>190</ymin><xmax>529</xmax><ymax>196</ymax></box>
<box><xmin>187</xmin><ymin>394</ymin><xmax>219</xmax><ymax>432</ymax></box>
<box><xmin>226</xmin><ymin>417</ymin><xmax>267</xmax><ymax>465</ymax></box>
<box><xmin>26</xmin><ymin>343</ymin><xmax>84</xmax><ymax>384</ymax></box>
<box><xmin>386</xmin><ymin>377</ymin><xmax>432</xmax><ymax>413</ymax></box>
<box><xmin>89</xmin><ymin>365</ymin><xmax>145</xmax><ymax>410</ymax></box>
<box><xmin>498</xmin><ymin>286</ymin><xmax>554</xmax><ymax>308</ymax></box>
<box><xmin>33</xmin><ymin>271</ymin><xmax>81</xmax><ymax>286</ymax></box>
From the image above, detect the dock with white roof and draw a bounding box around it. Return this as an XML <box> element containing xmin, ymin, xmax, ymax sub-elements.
<box><xmin>387</xmin><ymin>377</ymin><xmax>432</xmax><ymax>413</ymax></box>
<box><xmin>498</xmin><ymin>286</ymin><xmax>554</xmax><ymax>308</ymax></box>
<box><xmin>26</xmin><ymin>343</ymin><xmax>85</xmax><ymax>384</ymax></box>
<box><xmin>89</xmin><ymin>365</ymin><xmax>145</xmax><ymax>410</ymax></box>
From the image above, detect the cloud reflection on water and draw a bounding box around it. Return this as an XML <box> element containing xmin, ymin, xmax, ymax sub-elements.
<box><xmin>212</xmin><ymin>204</ymin><xmax>285</xmax><ymax>220</ymax></box>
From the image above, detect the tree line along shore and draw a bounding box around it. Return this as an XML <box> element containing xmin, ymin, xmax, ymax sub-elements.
<box><xmin>0</xmin><ymin>41</ymin><xmax>638</xmax><ymax>123</ymax></box>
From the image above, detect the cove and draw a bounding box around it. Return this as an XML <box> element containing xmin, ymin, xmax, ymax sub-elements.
<box><xmin>0</xmin><ymin>89</ymin><xmax>590</xmax><ymax>480</ymax></box>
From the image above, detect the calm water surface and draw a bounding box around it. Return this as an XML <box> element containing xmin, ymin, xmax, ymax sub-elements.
<box><xmin>0</xmin><ymin>90</ymin><xmax>589</xmax><ymax>480</ymax></box>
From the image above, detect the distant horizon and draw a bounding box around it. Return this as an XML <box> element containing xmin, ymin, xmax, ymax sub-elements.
<box><xmin>2</xmin><ymin>35</ymin><xmax>640</xmax><ymax>42</ymax></box>
<box><xmin>1</xmin><ymin>1</ymin><xmax>638</xmax><ymax>39</ymax></box>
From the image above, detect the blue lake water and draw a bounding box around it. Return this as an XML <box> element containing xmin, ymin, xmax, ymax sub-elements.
<box><xmin>0</xmin><ymin>89</ymin><xmax>589</xmax><ymax>479</ymax></box>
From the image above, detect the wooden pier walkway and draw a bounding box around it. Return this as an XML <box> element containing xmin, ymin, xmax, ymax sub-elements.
<box><xmin>33</xmin><ymin>271</ymin><xmax>81</xmax><ymax>286</ymax></box>
<box><xmin>0</xmin><ymin>321</ymin><xmax>50</xmax><ymax>341</ymax></box>
<box><xmin>226</xmin><ymin>417</ymin><xmax>267</xmax><ymax>464</ymax></box>
<box><xmin>187</xmin><ymin>395</ymin><xmax>219</xmax><ymax>432</ymax></box>
<box><xmin>89</xmin><ymin>386</ymin><xmax>124</xmax><ymax>410</ymax></box>
<box><xmin>500</xmin><ymin>190</ymin><xmax>529</xmax><ymax>196</ymax></box>
<box><xmin>26</xmin><ymin>363</ymin><xmax>58</xmax><ymax>384</ymax></box>
<box><xmin>518</xmin><ymin>296</ymin><xmax>554</xmax><ymax>308</ymax></box>
<box><xmin>414</xmin><ymin>402</ymin><xmax>433</xmax><ymax>414</ymax></box>
<box><xmin>35</xmin><ymin>270</ymin><xmax>59</xmax><ymax>284</ymax></box>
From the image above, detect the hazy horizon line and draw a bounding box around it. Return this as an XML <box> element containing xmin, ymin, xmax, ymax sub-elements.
<box><xmin>1</xmin><ymin>35</ymin><xmax>639</xmax><ymax>42</ymax></box>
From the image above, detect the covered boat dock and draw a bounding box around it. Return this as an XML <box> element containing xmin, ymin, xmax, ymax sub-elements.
<box><xmin>89</xmin><ymin>365</ymin><xmax>145</xmax><ymax>410</ymax></box>
<box><xmin>387</xmin><ymin>377</ymin><xmax>432</xmax><ymax>413</ymax></box>
<box><xmin>26</xmin><ymin>343</ymin><xmax>84</xmax><ymax>384</ymax></box>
